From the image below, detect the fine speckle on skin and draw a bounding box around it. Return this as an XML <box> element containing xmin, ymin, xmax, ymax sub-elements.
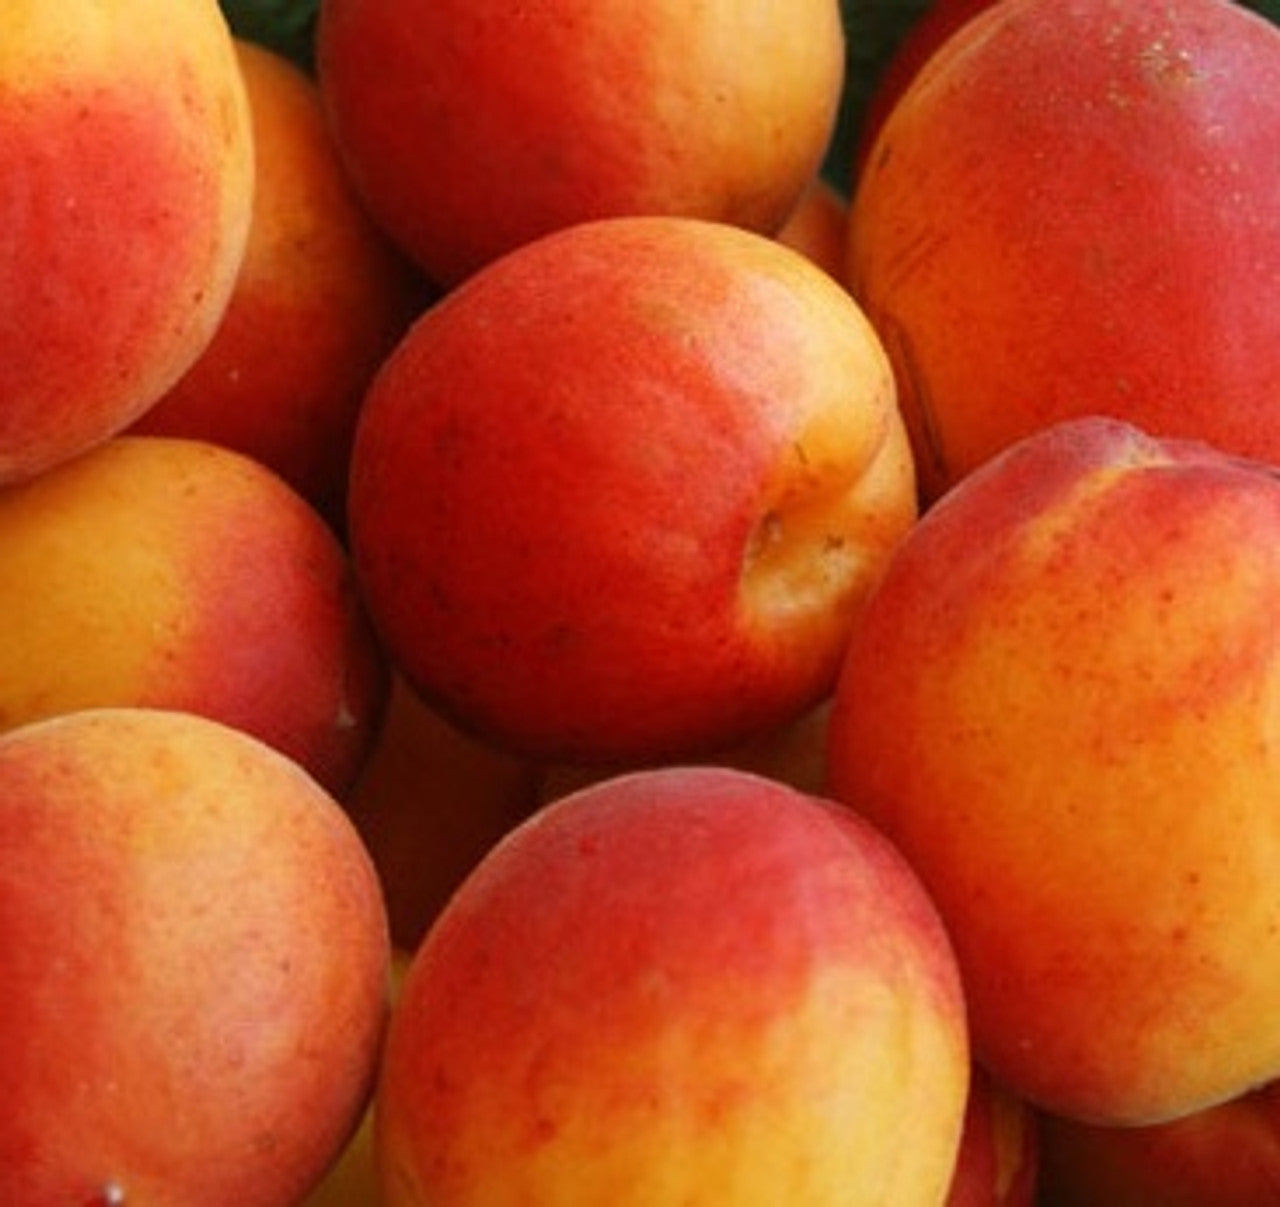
<box><xmin>1139</xmin><ymin>37</ymin><xmax>1200</xmax><ymax>87</ymax></box>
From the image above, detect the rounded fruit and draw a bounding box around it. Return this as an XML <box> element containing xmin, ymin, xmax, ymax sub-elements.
<box><xmin>347</xmin><ymin>214</ymin><xmax>916</xmax><ymax>766</ymax></box>
<box><xmin>849</xmin><ymin>0</ymin><xmax>1280</xmax><ymax>501</ymax></box>
<box><xmin>827</xmin><ymin>415</ymin><xmax>1280</xmax><ymax>1125</ymax></box>
<box><xmin>315</xmin><ymin>0</ymin><xmax>846</xmax><ymax>285</ymax></box>
<box><xmin>0</xmin><ymin>707</ymin><xmax>391</xmax><ymax>1207</ymax></box>
<box><xmin>0</xmin><ymin>434</ymin><xmax>387</xmax><ymax>797</ymax></box>
<box><xmin>376</xmin><ymin>764</ymin><xmax>969</xmax><ymax>1206</ymax></box>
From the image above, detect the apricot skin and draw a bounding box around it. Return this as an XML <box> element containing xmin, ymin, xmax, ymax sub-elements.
<box><xmin>849</xmin><ymin>0</ymin><xmax>1280</xmax><ymax>500</ymax></box>
<box><xmin>0</xmin><ymin>0</ymin><xmax>254</xmax><ymax>484</ymax></box>
<box><xmin>828</xmin><ymin>416</ymin><xmax>1280</xmax><ymax>1125</ymax></box>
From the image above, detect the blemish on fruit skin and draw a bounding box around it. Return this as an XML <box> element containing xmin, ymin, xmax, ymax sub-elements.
<box><xmin>751</xmin><ymin>510</ymin><xmax>783</xmax><ymax>556</ymax></box>
<box><xmin>90</xmin><ymin>1182</ymin><xmax>126</xmax><ymax>1205</ymax></box>
<box><xmin>1138</xmin><ymin>38</ymin><xmax>1201</xmax><ymax>88</ymax></box>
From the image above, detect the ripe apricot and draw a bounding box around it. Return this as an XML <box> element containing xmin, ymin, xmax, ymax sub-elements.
<box><xmin>316</xmin><ymin>0</ymin><xmax>846</xmax><ymax>285</ymax></box>
<box><xmin>348</xmin><ymin>215</ymin><xmax>915</xmax><ymax>765</ymax></box>
<box><xmin>850</xmin><ymin>0</ymin><xmax>1280</xmax><ymax>501</ymax></box>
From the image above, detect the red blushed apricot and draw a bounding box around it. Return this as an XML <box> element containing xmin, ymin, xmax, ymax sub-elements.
<box><xmin>0</xmin><ymin>435</ymin><xmax>387</xmax><ymax>796</ymax></box>
<box><xmin>0</xmin><ymin>707</ymin><xmax>391</xmax><ymax>1207</ymax></box>
<box><xmin>849</xmin><ymin>0</ymin><xmax>1280</xmax><ymax>501</ymax></box>
<box><xmin>347</xmin><ymin>215</ymin><xmax>915</xmax><ymax>766</ymax></box>
<box><xmin>827</xmin><ymin>416</ymin><xmax>1280</xmax><ymax>1125</ymax></box>
<box><xmin>376</xmin><ymin>766</ymin><xmax>969</xmax><ymax>1206</ymax></box>
<box><xmin>316</xmin><ymin>0</ymin><xmax>846</xmax><ymax>285</ymax></box>
<box><xmin>0</xmin><ymin>0</ymin><xmax>254</xmax><ymax>485</ymax></box>
<box><xmin>132</xmin><ymin>39</ymin><xmax>427</xmax><ymax>529</ymax></box>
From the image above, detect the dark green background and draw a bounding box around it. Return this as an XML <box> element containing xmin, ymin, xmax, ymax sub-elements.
<box><xmin>218</xmin><ymin>0</ymin><xmax>1280</xmax><ymax>192</ymax></box>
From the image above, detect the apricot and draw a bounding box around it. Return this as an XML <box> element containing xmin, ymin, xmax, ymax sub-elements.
<box><xmin>348</xmin><ymin>215</ymin><xmax>916</xmax><ymax>765</ymax></box>
<box><xmin>849</xmin><ymin>0</ymin><xmax>1280</xmax><ymax>500</ymax></box>
<box><xmin>0</xmin><ymin>0</ymin><xmax>254</xmax><ymax>484</ymax></box>
<box><xmin>0</xmin><ymin>707</ymin><xmax>390</xmax><ymax>1206</ymax></box>
<box><xmin>316</xmin><ymin>0</ymin><xmax>846</xmax><ymax>285</ymax></box>
<box><xmin>0</xmin><ymin>435</ymin><xmax>387</xmax><ymax>796</ymax></box>
<box><xmin>828</xmin><ymin>416</ymin><xmax>1280</xmax><ymax>1124</ymax></box>
<box><xmin>376</xmin><ymin>766</ymin><xmax>969</xmax><ymax>1206</ymax></box>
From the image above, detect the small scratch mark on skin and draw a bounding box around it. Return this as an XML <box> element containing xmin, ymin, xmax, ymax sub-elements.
<box><xmin>879</xmin><ymin>312</ymin><xmax>949</xmax><ymax>487</ymax></box>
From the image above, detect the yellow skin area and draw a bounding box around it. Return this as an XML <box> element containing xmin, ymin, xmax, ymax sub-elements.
<box><xmin>0</xmin><ymin>435</ymin><xmax>385</xmax><ymax>795</ymax></box>
<box><xmin>829</xmin><ymin>417</ymin><xmax>1280</xmax><ymax>1126</ymax></box>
